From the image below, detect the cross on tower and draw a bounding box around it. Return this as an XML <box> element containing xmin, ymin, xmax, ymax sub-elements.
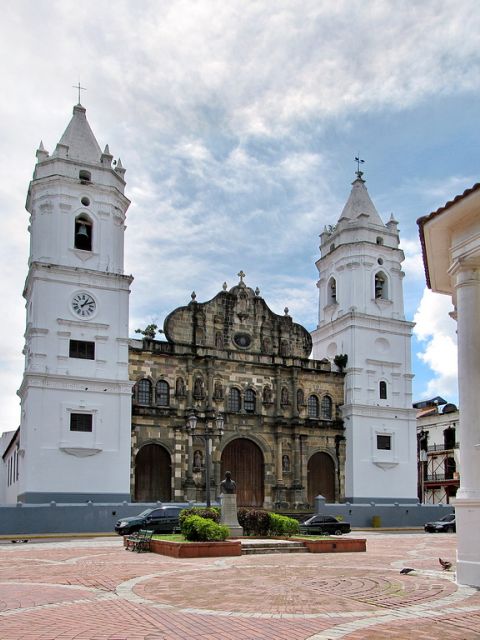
<box><xmin>72</xmin><ymin>82</ymin><xmax>87</xmax><ymax>105</ymax></box>
<box><xmin>237</xmin><ymin>270</ymin><xmax>246</xmax><ymax>283</ymax></box>
<box><xmin>354</xmin><ymin>154</ymin><xmax>365</xmax><ymax>179</ymax></box>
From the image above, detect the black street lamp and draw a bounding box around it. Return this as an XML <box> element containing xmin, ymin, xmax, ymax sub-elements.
<box><xmin>186</xmin><ymin>412</ymin><xmax>224</xmax><ymax>507</ymax></box>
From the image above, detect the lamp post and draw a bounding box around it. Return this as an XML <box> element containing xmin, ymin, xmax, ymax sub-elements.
<box><xmin>186</xmin><ymin>412</ymin><xmax>224</xmax><ymax>507</ymax></box>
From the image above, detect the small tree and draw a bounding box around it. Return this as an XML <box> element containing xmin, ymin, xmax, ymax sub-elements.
<box><xmin>135</xmin><ymin>323</ymin><xmax>158</xmax><ymax>340</ymax></box>
<box><xmin>334</xmin><ymin>354</ymin><xmax>348</xmax><ymax>372</ymax></box>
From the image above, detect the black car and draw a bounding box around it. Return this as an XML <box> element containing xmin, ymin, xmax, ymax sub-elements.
<box><xmin>115</xmin><ymin>507</ymin><xmax>181</xmax><ymax>536</ymax></box>
<box><xmin>299</xmin><ymin>515</ymin><xmax>351</xmax><ymax>535</ymax></box>
<box><xmin>424</xmin><ymin>513</ymin><xmax>456</xmax><ymax>533</ymax></box>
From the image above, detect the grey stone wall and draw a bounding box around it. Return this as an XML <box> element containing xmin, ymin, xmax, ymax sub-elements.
<box><xmin>0</xmin><ymin>502</ymin><xmax>191</xmax><ymax>536</ymax></box>
<box><xmin>314</xmin><ymin>495</ymin><xmax>455</xmax><ymax>527</ymax></box>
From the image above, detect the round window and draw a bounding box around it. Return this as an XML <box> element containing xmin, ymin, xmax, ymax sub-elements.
<box><xmin>81</xmin><ymin>196</ymin><xmax>90</xmax><ymax>206</ymax></box>
<box><xmin>233</xmin><ymin>333</ymin><xmax>251</xmax><ymax>349</ymax></box>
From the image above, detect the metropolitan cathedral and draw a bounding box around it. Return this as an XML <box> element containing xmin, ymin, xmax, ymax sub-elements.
<box><xmin>2</xmin><ymin>103</ymin><xmax>417</xmax><ymax>508</ymax></box>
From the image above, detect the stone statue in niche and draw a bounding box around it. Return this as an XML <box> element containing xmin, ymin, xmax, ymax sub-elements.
<box><xmin>262</xmin><ymin>385</ymin><xmax>273</xmax><ymax>404</ymax></box>
<box><xmin>262</xmin><ymin>336</ymin><xmax>272</xmax><ymax>354</ymax></box>
<box><xmin>280</xmin><ymin>339</ymin><xmax>290</xmax><ymax>357</ymax></box>
<box><xmin>175</xmin><ymin>377</ymin><xmax>186</xmax><ymax>397</ymax></box>
<box><xmin>193</xmin><ymin>377</ymin><xmax>204</xmax><ymax>400</ymax></box>
<box><xmin>213</xmin><ymin>380</ymin><xmax>224</xmax><ymax>400</ymax></box>
<box><xmin>215</xmin><ymin>331</ymin><xmax>224</xmax><ymax>349</ymax></box>
<box><xmin>281</xmin><ymin>387</ymin><xmax>289</xmax><ymax>405</ymax></box>
<box><xmin>193</xmin><ymin>450</ymin><xmax>203</xmax><ymax>469</ymax></box>
<box><xmin>296</xmin><ymin>388</ymin><xmax>304</xmax><ymax>407</ymax></box>
<box><xmin>236</xmin><ymin>291</ymin><xmax>250</xmax><ymax>320</ymax></box>
<box><xmin>282</xmin><ymin>454</ymin><xmax>290</xmax><ymax>473</ymax></box>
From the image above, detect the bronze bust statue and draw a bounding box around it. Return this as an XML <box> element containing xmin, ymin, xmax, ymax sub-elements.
<box><xmin>220</xmin><ymin>471</ymin><xmax>236</xmax><ymax>494</ymax></box>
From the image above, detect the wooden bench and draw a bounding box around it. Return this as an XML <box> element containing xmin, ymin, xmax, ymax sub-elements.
<box><xmin>125</xmin><ymin>529</ymin><xmax>154</xmax><ymax>552</ymax></box>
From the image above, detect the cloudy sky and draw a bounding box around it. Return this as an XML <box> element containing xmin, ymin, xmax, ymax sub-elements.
<box><xmin>1</xmin><ymin>0</ymin><xmax>478</xmax><ymax>434</ymax></box>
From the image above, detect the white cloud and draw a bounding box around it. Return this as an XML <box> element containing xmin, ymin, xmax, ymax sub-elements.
<box><xmin>414</xmin><ymin>288</ymin><xmax>458</xmax><ymax>399</ymax></box>
<box><xmin>1</xmin><ymin>1</ymin><xmax>479</xmax><ymax>432</ymax></box>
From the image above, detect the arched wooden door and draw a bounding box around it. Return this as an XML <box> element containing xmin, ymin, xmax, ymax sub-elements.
<box><xmin>134</xmin><ymin>444</ymin><xmax>171</xmax><ymax>502</ymax></box>
<box><xmin>308</xmin><ymin>452</ymin><xmax>335</xmax><ymax>504</ymax></box>
<box><xmin>221</xmin><ymin>439</ymin><xmax>264</xmax><ymax>507</ymax></box>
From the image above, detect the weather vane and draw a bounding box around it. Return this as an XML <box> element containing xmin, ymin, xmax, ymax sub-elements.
<box><xmin>354</xmin><ymin>154</ymin><xmax>365</xmax><ymax>179</ymax></box>
<box><xmin>73</xmin><ymin>82</ymin><xmax>86</xmax><ymax>105</ymax></box>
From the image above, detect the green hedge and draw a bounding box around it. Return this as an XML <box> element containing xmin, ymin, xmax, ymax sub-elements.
<box><xmin>268</xmin><ymin>513</ymin><xmax>300</xmax><ymax>536</ymax></box>
<box><xmin>237</xmin><ymin>508</ymin><xmax>299</xmax><ymax>537</ymax></box>
<box><xmin>179</xmin><ymin>507</ymin><xmax>220</xmax><ymax>527</ymax></box>
<box><xmin>181</xmin><ymin>515</ymin><xmax>229</xmax><ymax>542</ymax></box>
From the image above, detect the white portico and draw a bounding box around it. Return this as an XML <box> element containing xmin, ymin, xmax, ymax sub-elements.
<box><xmin>418</xmin><ymin>182</ymin><xmax>480</xmax><ymax>588</ymax></box>
<box><xmin>312</xmin><ymin>170</ymin><xmax>417</xmax><ymax>503</ymax></box>
<box><xmin>16</xmin><ymin>103</ymin><xmax>133</xmax><ymax>503</ymax></box>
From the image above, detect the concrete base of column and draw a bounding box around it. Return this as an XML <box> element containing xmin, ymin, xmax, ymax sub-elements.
<box><xmin>220</xmin><ymin>493</ymin><xmax>243</xmax><ymax>537</ymax></box>
<box><xmin>454</xmin><ymin>497</ymin><xmax>480</xmax><ymax>588</ymax></box>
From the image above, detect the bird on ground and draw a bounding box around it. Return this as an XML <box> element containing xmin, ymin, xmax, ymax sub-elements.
<box><xmin>439</xmin><ymin>558</ymin><xmax>452</xmax><ymax>570</ymax></box>
<box><xmin>400</xmin><ymin>567</ymin><xmax>415</xmax><ymax>574</ymax></box>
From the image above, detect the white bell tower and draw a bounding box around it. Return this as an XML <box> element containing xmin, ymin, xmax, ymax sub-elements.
<box><xmin>311</xmin><ymin>169</ymin><xmax>417</xmax><ymax>503</ymax></box>
<box><xmin>17</xmin><ymin>103</ymin><xmax>133</xmax><ymax>503</ymax></box>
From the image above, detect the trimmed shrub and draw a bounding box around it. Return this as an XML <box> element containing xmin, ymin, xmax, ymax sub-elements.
<box><xmin>179</xmin><ymin>507</ymin><xmax>220</xmax><ymax>529</ymax></box>
<box><xmin>181</xmin><ymin>515</ymin><xmax>229</xmax><ymax>542</ymax></box>
<box><xmin>237</xmin><ymin>508</ymin><xmax>271</xmax><ymax>536</ymax></box>
<box><xmin>268</xmin><ymin>513</ymin><xmax>300</xmax><ymax>537</ymax></box>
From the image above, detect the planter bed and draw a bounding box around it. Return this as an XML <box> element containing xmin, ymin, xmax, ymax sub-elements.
<box><xmin>149</xmin><ymin>538</ymin><xmax>242</xmax><ymax>558</ymax></box>
<box><xmin>292</xmin><ymin>537</ymin><xmax>366</xmax><ymax>553</ymax></box>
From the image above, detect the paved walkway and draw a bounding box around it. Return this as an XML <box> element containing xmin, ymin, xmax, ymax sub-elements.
<box><xmin>0</xmin><ymin>532</ymin><xmax>478</xmax><ymax>639</ymax></box>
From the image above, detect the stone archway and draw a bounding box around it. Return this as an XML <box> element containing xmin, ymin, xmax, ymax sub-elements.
<box><xmin>307</xmin><ymin>451</ymin><xmax>335</xmax><ymax>504</ymax></box>
<box><xmin>221</xmin><ymin>438</ymin><xmax>264</xmax><ymax>507</ymax></box>
<box><xmin>134</xmin><ymin>443</ymin><xmax>171</xmax><ymax>502</ymax></box>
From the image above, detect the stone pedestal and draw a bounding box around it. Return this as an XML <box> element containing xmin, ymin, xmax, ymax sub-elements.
<box><xmin>220</xmin><ymin>493</ymin><xmax>243</xmax><ymax>537</ymax></box>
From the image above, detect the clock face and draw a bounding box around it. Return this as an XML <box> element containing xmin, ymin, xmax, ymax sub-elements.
<box><xmin>71</xmin><ymin>292</ymin><xmax>96</xmax><ymax>318</ymax></box>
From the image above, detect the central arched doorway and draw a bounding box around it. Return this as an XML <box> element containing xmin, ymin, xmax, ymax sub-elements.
<box><xmin>307</xmin><ymin>451</ymin><xmax>335</xmax><ymax>504</ymax></box>
<box><xmin>221</xmin><ymin>438</ymin><xmax>264</xmax><ymax>507</ymax></box>
<box><xmin>134</xmin><ymin>443</ymin><xmax>171</xmax><ymax>502</ymax></box>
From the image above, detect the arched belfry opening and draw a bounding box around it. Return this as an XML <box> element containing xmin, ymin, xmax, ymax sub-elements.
<box><xmin>74</xmin><ymin>214</ymin><xmax>93</xmax><ymax>251</ymax></box>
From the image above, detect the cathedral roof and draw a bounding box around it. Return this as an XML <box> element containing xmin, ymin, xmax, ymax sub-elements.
<box><xmin>56</xmin><ymin>103</ymin><xmax>103</xmax><ymax>163</ymax></box>
<box><xmin>337</xmin><ymin>174</ymin><xmax>385</xmax><ymax>227</ymax></box>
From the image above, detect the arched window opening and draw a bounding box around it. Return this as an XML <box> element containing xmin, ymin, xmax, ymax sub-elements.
<box><xmin>376</xmin><ymin>236</ymin><xmax>384</xmax><ymax>245</ymax></box>
<box><xmin>79</xmin><ymin>169</ymin><xmax>91</xmax><ymax>183</ymax></box>
<box><xmin>321</xmin><ymin>395</ymin><xmax>333</xmax><ymax>419</ymax></box>
<box><xmin>244</xmin><ymin>388</ymin><xmax>256</xmax><ymax>414</ymax></box>
<box><xmin>228</xmin><ymin>387</ymin><xmax>241</xmax><ymax>412</ymax></box>
<box><xmin>136</xmin><ymin>379</ymin><xmax>152</xmax><ymax>405</ymax></box>
<box><xmin>328</xmin><ymin>277</ymin><xmax>337</xmax><ymax>305</ymax></box>
<box><xmin>74</xmin><ymin>215</ymin><xmax>92</xmax><ymax>251</ymax></box>
<box><xmin>156</xmin><ymin>380</ymin><xmax>170</xmax><ymax>406</ymax></box>
<box><xmin>374</xmin><ymin>271</ymin><xmax>387</xmax><ymax>299</ymax></box>
<box><xmin>307</xmin><ymin>395</ymin><xmax>319</xmax><ymax>418</ymax></box>
<box><xmin>379</xmin><ymin>381</ymin><xmax>387</xmax><ymax>399</ymax></box>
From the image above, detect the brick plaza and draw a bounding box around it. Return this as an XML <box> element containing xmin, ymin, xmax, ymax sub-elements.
<box><xmin>0</xmin><ymin>532</ymin><xmax>479</xmax><ymax>639</ymax></box>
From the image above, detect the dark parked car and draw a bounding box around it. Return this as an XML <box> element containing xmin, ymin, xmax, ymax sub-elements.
<box><xmin>299</xmin><ymin>515</ymin><xmax>351</xmax><ymax>535</ymax></box>
<box><xmin>424</xmin><ymin>513</ymin><xmax>456</xmax><ymax>533</ymax></box>
<box><xmin>115</xmin><ymin>507</ymin><xmax>181</xmax><ymax>536</ymax></box>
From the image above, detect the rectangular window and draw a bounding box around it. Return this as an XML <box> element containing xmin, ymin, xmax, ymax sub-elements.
<box><xmin>377</xmin><ymin>435</ymin><xmax>391</xmax><ymax>450</ymax></box>
<box><xmin>70</xmin><ymin>413</ymin><xmax>93</xmax><ymax>432</ymax></box>
<box><xmin>69</xmin><ymin>340</ymin><xmax>95</xmax><ymax>360</ymax></box>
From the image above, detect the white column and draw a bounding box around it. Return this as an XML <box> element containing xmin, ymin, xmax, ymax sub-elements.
<box><xmin>454</xmin><ymin>264</ymin><xmax>480</xmax><ymax>588</ymax></box>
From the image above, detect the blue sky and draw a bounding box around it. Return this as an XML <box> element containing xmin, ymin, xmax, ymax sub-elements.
<box><xmin>1</xmin><ymin>0</ymin><xmax>478</xmax><ymax>434</ymax></box>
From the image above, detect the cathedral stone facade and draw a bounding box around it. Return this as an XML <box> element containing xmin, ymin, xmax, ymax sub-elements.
<box><xmin>129</xmin><ymin>276</ymin><xmax>346</xmax><ymax>509</ymax></box>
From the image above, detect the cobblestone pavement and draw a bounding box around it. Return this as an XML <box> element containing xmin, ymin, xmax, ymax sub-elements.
<box><xmin>0</xmin><ymin>532</ymin><xmax>478</xmax><ymax>639</ymax></box>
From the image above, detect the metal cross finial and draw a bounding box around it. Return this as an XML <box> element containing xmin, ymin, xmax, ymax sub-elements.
<box><xmin>73</xmin><ymin>82</ymin><xmax>86</xmax><ymax>105</ymax></box>
<box><xmin>237</xmin><ymin>270</ymin><xmax>246</xmax><ymax>283</ymax></box>
<box><xmin>354</xmin><ymin>154</ymin><xmax>365</xmax><ymax>179</ymax></box>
